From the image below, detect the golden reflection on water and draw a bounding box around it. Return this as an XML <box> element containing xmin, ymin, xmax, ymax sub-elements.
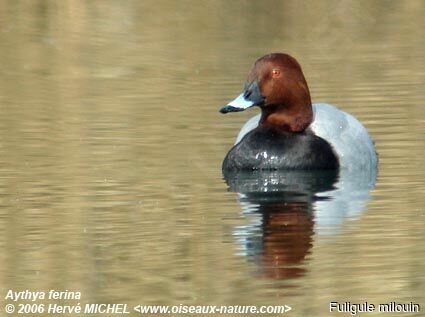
<box><xmin>0</xmin><ymin>0</ymin><xmax>424</xmax><ymax>316</ymax></box>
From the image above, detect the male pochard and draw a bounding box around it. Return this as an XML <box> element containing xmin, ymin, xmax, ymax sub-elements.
<box><xmin>220</xmin><ymin>53</ymin><xmax>378</xmax><ymax>173</ymax></box>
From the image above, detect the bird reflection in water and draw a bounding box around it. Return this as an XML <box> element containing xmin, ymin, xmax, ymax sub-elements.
<box><xmin>225</xmin><ymin>168</ymin><xmax>376</xmax><ymax>280</ymax></box>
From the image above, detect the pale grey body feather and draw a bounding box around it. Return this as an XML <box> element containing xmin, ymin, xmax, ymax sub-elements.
<box><xmin>235</xmin><ymin>103</ymin><xmax>377</xmax><ymax>172</ymax></box>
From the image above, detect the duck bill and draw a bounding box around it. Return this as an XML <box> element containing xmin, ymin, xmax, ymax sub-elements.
<box><xmin>219</xmin><ymin>93</ymin><xmax>254</xmax><ymax>113</ymax></box>
<box><xmin>219</xmin><ymin>80</ymin><xmax>264</xmax><ymax>114</ymax></box>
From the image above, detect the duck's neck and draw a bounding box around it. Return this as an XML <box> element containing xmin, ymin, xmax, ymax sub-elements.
<box><xmin>259</xmin><ymin>98</ymin><xmax>313</xmax><ymax>133</ymax></box>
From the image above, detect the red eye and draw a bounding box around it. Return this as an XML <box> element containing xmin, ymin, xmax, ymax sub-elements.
<box><xmin>272</xmin><ymin>69</ymin><xmax>280</xmax><ymax>77</ymax></box>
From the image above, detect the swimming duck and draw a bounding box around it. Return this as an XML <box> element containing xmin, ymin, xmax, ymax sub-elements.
<box><xmin>220</xmin><ymin>53</ymin><xmax>377</xmax><ymax>172</ymax></box>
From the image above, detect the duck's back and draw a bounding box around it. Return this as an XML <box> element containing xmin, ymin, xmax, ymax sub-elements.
<box><xmin>309</xmin><ymin>103</ymin><xmax>377</xmax><ymax>172</ymax></box>
<box><xmin>231</xmin><ymin>103</ymin><xmax>377</xmax><ymax>172</ymax></box>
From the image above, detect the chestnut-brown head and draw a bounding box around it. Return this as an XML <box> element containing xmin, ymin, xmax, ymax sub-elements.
<box><xmin>220</xmin><ymin>53</ymin><xmax>313</xmax><ymax>132</ymax></box>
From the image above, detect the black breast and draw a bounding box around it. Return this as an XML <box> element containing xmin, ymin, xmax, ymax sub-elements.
<box><xmin>222</xmin><ymin>126</ymin><xmax>339</xmax><ymax>172</ymax></box>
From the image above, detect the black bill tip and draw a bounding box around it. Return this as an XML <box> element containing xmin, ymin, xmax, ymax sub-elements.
<box><xmin>219</xmin><ymin>105</ymin><xmax>243</xmax><ymax>114</ymax></box>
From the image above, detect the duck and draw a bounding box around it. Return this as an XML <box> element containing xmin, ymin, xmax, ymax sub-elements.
<box><xmin>220</xmin><ymin>53</ymin><xmax>378</xmax><ymax>173</ymax></box>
